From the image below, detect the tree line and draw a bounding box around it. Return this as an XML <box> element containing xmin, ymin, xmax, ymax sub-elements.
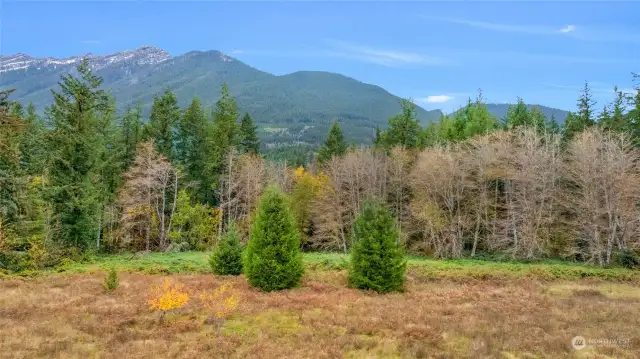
<box><xmin>1</xmin><ymin>60</ymin><xmax>639</xmax><ymax>272</ymax></box>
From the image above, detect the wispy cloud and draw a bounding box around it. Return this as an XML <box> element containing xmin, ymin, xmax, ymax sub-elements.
<box><xmin>559</xmin><ymin>25</ymin><xmax>577</xmax><ymax>34</ymax></box>
<box><xmin>418</xmin><ymin>95</ymin><xmax>454</xmax><ymax>104</ymax></box>
<box><xmin>230</xmin><ymin>49</ymin><xmax>244</xmax><ymax>55</ymax></box>
<box><xmin>421</xmin><ymin>15</ymin><xmax>640</xmax><ymax>43</ymax></box>
<box><xmin>323</xmin><ymin>39</ymin><xmax>454</xmax><ymax>67</ymax></box>
<box><xmin>420</xmin><ymin>15</ymin><xmax>571</xmax><ymax>36</ymax></box>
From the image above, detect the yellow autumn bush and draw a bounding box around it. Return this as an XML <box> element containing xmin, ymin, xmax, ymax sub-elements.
<box><xmin>147</xmin><ymin>278</ymin><xmax>190</xmax><ymax>321</ymax></box>
<box><xmin>199</xmin><ymin>283</ymin><xmax>240</xmax><ymax>325</ymax></box>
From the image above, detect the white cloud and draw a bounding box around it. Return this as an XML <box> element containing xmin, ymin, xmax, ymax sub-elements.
<box><xmin>420</xmin><ymin>16</ymin><xmax>559</xmax><ymax>35</ymax></box>
<box><xmin>559</xmin><ymin>25</ymin><xmax>577</xmax><ymax>33</ymax></box>
<box><xmin>323</xmin><ymin>39</ymin><xmax>453</xmax><ymax>67</ymax></box>
<box><xmin>418</xmin><ymin>95</ymin><xmax>454</xmax><ymax>104</ymax></box>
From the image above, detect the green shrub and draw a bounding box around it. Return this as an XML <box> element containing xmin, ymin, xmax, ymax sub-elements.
<box><xmin>349</xmin><ymin>199</ymin><xmax>407</xmax><ymax>293</ymax></box>
<box><xmin>209</xmin><ymin>224</ymin><xmax>244</xmax><ymax>275</ymax></box>
<box><xmin>615</xmin><ymin>248</ymin><xmax>640</xmax><ymax>269</ymax></box>
<box><xmin>104</xmin><ymin>267</ymin><xmax>119</xmax><ymax>291</ymax></box>
<box><xmin>244</xmin><ymin>186</ymin><xmax>303</xmax><ymax>291</ymax></box>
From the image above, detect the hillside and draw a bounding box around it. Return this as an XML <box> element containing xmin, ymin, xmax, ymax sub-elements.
<box><xmin>485</xmin><ymin>103</ymin><xmax>570</xmax><ymax>123</ymax></box>
<box><xmin>0</xmin><ymin>46</ymin><xmax>441</xmax><ymax>146</ymax></box>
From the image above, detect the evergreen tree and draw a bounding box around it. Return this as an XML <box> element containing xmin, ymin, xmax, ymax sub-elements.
<box><xmin>316</xmin><ymin>121</ymin><xmax>347</xmax><ymax>163</ymax></box>
<box><xmin>565</xmin><ymin>82</ymin><xmax>596</xmax><ymax>141</ymax></box>
<box><xmin>383</xmin><ymin>99</ymin><xmax>422</xmax><ymax>149</ymax></box>
<box><xmin>176</xmin><ymin>97</ymin><xmax>210</xmax><ymax>199</ymax></box>
<box><xmin>630</xmin><ymin>88</ymin><xmax>640</xmax><ymax>146</ymax></box>
<box><xmin>545</xmin><ymin>113</ymin><xmax>562</xmax><ymax>135</ymax></box>
<box><xmin>348</xmin><ymin>199</ymin><xmax>406</xmax><ymax>293</ymax></box>
<box><xmin>209</xmin><ymin>223</ymin><xmax>244</xmax><ymax>275</ymax></box>
<box><xmin>373</xmin><ymin>126</ymin><xmax>382</xmax><ymax>147</ymax></box>
<box><xmin>609</xmin><ymin>87</ymin><xmax>627</xmax><ymax>132</ymax></box>
<box><xmin>238</xmin><ymin>112</ymin><xmax>260</xmax><ymax>154</ymax></box>
<box><xmin>144</xmin><ymin>88</ymin><xmax>180</xmax><ymax>160</ymax></box>
<box><xmin>0</xmin><ymin>89</ymin><xmax>25</xmax><ymax>223</ymax></box>
<box><xmin>120</xmin><ymin>104</ymin><xmax>142</xmax><ymax>171</ymax></box>
<box><xmin>598</xmin><ymin>104</ymin><xmax>612</xmax><ymax>130</ymax></box>
<box><xmin>205</xmin><ymin>83</ymin><xmax>239</xmax><ymax>203</ymax></box>
<box><xmin>503</xmin><ymin>98</ymin><xmax>530</xmax><ymax>129</ymax></box>
<box><xmin>45</xmin><ymin>59</ymin><xmax>108</xmax><ymax>250</ymax></box>
<box><xmin>244</xmin><ymin>186</ymin><xmax>303</xmax><ymax>291</ymax></box>
<box><xmin>19</xmin><ymin>103</ymin><xmax>47</xmax><ymax>175</ymax></box>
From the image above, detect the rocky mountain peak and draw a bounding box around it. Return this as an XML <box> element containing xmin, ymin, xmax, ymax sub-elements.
<box><xmin>0</xmin><ymin>46</ymin><xmax>171</xmax><ymax>73</ymax></box>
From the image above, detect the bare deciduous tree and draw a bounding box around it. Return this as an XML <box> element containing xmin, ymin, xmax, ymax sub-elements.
<box><xmin>117</xmin><ymin>141</ymin><xmax>179</xmax><ymax>251</ymax></box>
<box><xmin>565</xmin><ymin>128</ymin><xmax>640</xmax><ymax>265</ymax></box>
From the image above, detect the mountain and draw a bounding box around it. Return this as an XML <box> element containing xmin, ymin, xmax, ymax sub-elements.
<box><xmin>0</xmin><ymin>46</ymin><xmax>442</xmax><ymax>146</ymax></box>
<box><xmin>485</xmin><ymin>103</ymin><xmax>570</xmax><ymax>124</ymax></box>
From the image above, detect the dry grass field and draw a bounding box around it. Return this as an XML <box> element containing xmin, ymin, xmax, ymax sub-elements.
<box><xmin>0</xmin><ymin>254</ymin><xmax>638</xmax><ymax>358</ymax></box>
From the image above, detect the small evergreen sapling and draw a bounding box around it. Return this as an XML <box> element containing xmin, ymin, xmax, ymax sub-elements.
<box><xmin>349</xmin><ymin>199</ymin><xmax>407</xmax><ymax>293</ymax></box>
<box><xmin>104</xmin><ymin>267</ymin><xmax>119</xmax><ymax>292</ymax></box>
<box><xmin>209</xmin><ymin>224</ymin><xmax>244</xmax><ymax>275</ymax></box>
<box><xmin>244</xmin><ymin>186</ymin><xmax>303</xmax><ymax>291</ymax></box>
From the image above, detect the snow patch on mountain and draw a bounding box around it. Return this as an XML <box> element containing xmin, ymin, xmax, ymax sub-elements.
<box><xmin>0</xmin><ymin>45</ymin><xmax>171</xmax><ymax>73</ymax></box>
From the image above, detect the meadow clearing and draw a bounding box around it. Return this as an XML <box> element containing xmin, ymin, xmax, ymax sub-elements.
<box><xmin>0</xmin><ymin>252</ymin><xmax>638</xmax><ymax>359</ymax></box>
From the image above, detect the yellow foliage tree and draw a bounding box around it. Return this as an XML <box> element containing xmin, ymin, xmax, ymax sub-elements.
<box><xmin>147</xmin><ymin>278</ymin><xmax>190</xmax><ymax>321</ymax></box>
<box><xmin>199</xmin><ymin>283</ymin><xmax>240</xmax><ymax>327</ymax></box>
<box><xmin>290</xmin><ymin>167</ymin><xmax>329</xmax><ymax>244</ymax></box>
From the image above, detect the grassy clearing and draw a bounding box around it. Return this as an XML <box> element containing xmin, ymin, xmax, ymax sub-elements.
<box><xmin>19</xmin><ymin>251</ymin><xmax>640</xmax><ymax>283</ymax></box>
<box><xmin>0</xmin><ymin>271</ymin><xmax>638</xmax><ymax>358</ymax></box>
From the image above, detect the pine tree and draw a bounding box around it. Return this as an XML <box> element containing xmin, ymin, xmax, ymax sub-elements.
<box><xmin>238</xmin><ymin>112</ymin><xmax>260</xmax><ymax>154</ymax></box>
<box><xmin>504</xmin><ymin>98</ymin><xmax>530</xmax><ymax>129</ymax></box>
<box><xmin>630</xmin><ymin>88</ymin><xmax>640</xmax><ymax>146</ymax></box>
<box><xmin>383</xmin><ymin>99</ymin><xmax>422</xmax><ymax>149</ymax></box>
<box><xmin>244</xmin><ymin>186</ymin><xmax>303</xmax><ymax>291</ymax></box>
<box><xmin>0</xmin><ymin>89</ymin><xmax>25</xmax><ymax>223</ymax></box>
<box><xmin>45</xmin><ymin>59</ymin><xmax>108</xmax><ymax>250</ymax></box>
<box><xmin>176</xmin><ymin>97</ymin><xmax>209</xmax><ymax>199</ymax></box>
<box><xmin>316</xmin><ymin>121</ymin><xmax>347</xmax><ymax>163</ymax></box>
<box><xmin>373</xmin><ymin>126</ymin><xmax>382</xmax><ymax>147</ymax></box>
<box><xmin>19</xmin><ymin>103</ymin><xmax>47</xmax><ymax>175</ymax></box>
<box><xmin>609</xmin><ymin>87</ymin><xmax>627</xmax><ymax>132</ymax></box>
<box><xmin>209</xmin><ymin>223</ymin><xmax>244</xmax><ymax>275</ymax></box>
<box><xmin>144</xmin><ymin>88</ymin><xmax>180</xmax><ymax>160</ymax></box>
<box><xmin>205</xmin><ymin>83</ymin><xmax>239</xmax><ymax>203</ymax></box>
<box><xmin>120</xmin><ymin>104</ymin><xmax>142</xmax><ymax>171</ymax></box>
<box><xmin>598</xmin><ymin>104</ymin><xmax>612</xmax><ymax>130</ymax></box>
<box><xmin>348</xmin><ymin>199</ymin><xmax>406</xmax><ymax>293</ymax></box>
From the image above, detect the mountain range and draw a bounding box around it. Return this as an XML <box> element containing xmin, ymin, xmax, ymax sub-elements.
<box><xmin>0</xmin><ymin>46</ymin><xmax>569</xmax><ymax>146</ymax></box>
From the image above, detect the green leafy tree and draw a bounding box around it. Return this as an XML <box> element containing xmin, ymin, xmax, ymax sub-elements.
<box><xmin>209</xmin><ymin>223</ymin><xmax>244</xmax><ymax>275</ymax></box>
<box><xmin>238</xmin><ymin>112</ymin><xmax>260</xmax><ymax>154</ymax></box>
<box><xmin>349</xmin><ymin>199</ymin><xmax>406</xmax><ymax>293</ymax></box>
<box><xmin>316</xmin><ymin>121</ymin><xmax>347</xmax><ymax>163</ymax></box>
<box><xmin>244</xmin><ymin>186</ymin><xmax>303</xmax><ymax>291</ymax></box>
<box><xmin>144</xmin><ymin>88</ymin><xmax>180</xmax><ymax>160</ymax></box>
<box><xmin>45</xmin><ymin>59</ymin><xmax>108</xmax><ymax>250</ymax></box>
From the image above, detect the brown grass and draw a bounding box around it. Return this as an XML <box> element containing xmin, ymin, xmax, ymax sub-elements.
<box><xmin>0</xmin><ymin>271</ymin><xmax>638</xmax><ymax>359</ymax></box>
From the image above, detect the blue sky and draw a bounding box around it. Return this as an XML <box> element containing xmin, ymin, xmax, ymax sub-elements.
<box><xmin>1</xmin><ymin>1</ymin><xmax>639</xmax><ymax>112</ymax></box>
